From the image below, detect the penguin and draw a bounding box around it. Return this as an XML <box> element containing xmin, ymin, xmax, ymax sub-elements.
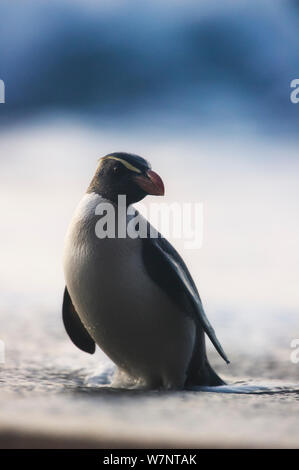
<box><xmin>63</xmin><ymin>152</ymin><xmax>229</xmax><ymax>389</ymax></box>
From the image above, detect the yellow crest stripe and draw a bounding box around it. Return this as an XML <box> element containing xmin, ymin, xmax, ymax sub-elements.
<box><xmin>104</xmin><ymin>156</ymin><xmax>142</xmax><ymax>174</ymax></box>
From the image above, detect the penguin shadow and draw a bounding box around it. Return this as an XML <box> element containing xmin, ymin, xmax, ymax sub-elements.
<box><xmin>190</xmin><ymin>382</ymin><xmax>299</xmax><ymax>397</ymax></box>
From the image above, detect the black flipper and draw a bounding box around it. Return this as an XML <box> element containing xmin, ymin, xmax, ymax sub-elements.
<box><xmin>62</xmin><ymin>287</ymin><xmax>96</xmax><ymax>354</ymax></box>
<box><xmin>142</xmin><ymin>228</ymin><xmax>229</xmax><ymax>364</ymax></box>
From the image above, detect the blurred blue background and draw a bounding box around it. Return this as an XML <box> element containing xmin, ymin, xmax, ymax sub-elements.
<box><xmin>0</xmin><ymin>0</ymin><xmax>298</xmax><ymax>359</ymax></box>
<box><xmin>1</xmin><ymin>0</ymin><xmax>299</xmax><ymax>134</ymax></box>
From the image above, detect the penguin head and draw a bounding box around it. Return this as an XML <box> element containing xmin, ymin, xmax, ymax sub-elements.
<box><xmin>87</xmin><ymin>152</ymin><xmax>165</xmax><ymax>205</ymax></box>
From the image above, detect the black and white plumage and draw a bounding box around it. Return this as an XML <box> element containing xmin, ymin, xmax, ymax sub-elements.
<box><xmin>63</xmin><ymin>152</ymin><xmax>229</xmax><ymax>389</ymax></box>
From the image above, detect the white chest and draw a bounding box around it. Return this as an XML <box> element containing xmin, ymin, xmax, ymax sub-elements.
<box><xmin>63</xmin><ymin>193</ymin><xmax>167</xmax><ymax>322</ymax></box>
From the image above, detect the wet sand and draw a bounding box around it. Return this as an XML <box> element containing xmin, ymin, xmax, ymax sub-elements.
<box><xmin>1</xmin><ymin>347</ymin><xmax>299</xmax><ymax>449</ymax></box>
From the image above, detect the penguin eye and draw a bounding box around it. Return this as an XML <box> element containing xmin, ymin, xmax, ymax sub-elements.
<box><xmin>113</xmin><ymin>164</ymin><xmax>125</xmax><ymax>175</ymax></box>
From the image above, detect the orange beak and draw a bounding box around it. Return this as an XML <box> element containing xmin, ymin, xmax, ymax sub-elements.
<box><xmin>134</xmin><ymin>170</ymin><xmax>165</xmax><ymax>196</ymax></box>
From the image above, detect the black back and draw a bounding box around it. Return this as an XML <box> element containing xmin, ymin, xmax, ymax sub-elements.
<box><xmin>141</xmin><ymin>224</ymin><xmax>229</xmax><ymax>364</ymax></box>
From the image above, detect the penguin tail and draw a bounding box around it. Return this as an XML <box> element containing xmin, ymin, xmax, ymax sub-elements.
<box><xmin>185</xmin><ymin>332</ymin><xmax>226</xmax><ymax>387</ymax></box>
<box><xmin>185</xmin><ymin>359</ymin><xmax>225</xmax><ymax>387</ymax></box>
<box><xmin>203</xmin><ymin>361</ymin><xmax>226</xmax><ymax>386</ymax></box>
